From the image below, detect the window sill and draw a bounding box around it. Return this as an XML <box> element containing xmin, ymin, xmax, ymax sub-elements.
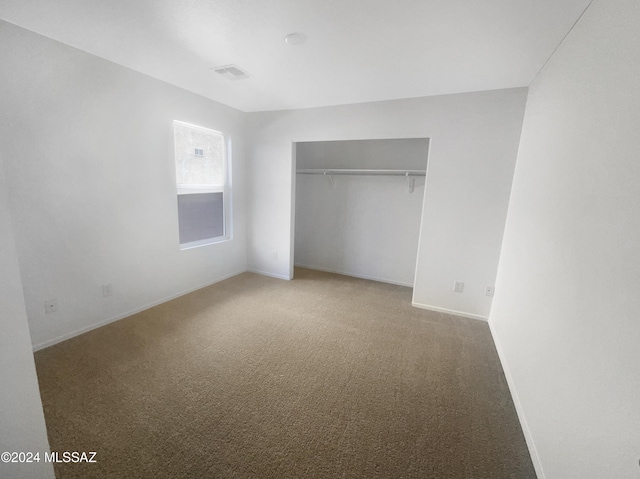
<box><xmin>179</xmin><ymin>236</ymin><xmax>230</xmax><ymax>250</ymax></box>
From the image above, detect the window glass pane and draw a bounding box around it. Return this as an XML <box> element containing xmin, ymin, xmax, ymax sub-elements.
<box><xmin>177</xmin><ymin>192</ymin><xmax>224</xmax><ymax>244</ymax></box>
<box><xmin>174</xmin><ymin>122</ymin><xmax>224</xmax><ymax>187</ymax></box>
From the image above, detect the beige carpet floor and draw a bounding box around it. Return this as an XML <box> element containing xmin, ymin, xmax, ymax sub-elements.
<box><xmin>35</xmin><ymin>268</ymin><xmax>536</xmax><ymax>479</ymax></box>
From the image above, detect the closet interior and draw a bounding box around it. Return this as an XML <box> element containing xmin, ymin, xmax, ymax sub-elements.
<box><xmin>293</xmin><ymin>138</ymin><xmax>429</xmax><ymax>286</ymax></box>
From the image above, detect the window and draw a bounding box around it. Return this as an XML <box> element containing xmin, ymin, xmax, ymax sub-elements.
<box><xmin>173</xmin><ymin>120</ymin><xmax>230</xmax><ymax>248</ymax></box>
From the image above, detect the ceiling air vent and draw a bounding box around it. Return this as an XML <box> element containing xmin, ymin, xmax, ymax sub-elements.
<box><xmin>212</xmin><ymin>64</ymin><xmax>250</xmax><ymax>81</ymax></box>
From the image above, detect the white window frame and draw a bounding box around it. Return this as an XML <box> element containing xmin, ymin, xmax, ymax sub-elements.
<box><xmin>173</xmin><ymin>120</ymin><xmax>231</xmax><ymax>249</ymax></box>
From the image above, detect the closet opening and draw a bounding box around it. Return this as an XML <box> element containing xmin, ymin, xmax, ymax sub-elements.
<box><xmin>291</xmin><ymin>138</ymin><xmax>429</xmax><ymax>287</ymax></box>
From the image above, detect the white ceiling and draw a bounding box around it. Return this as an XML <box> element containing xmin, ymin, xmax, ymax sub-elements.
<box><xmin>0</xmin><ymin>0</ymin><xmax>592</xmax><ymax>112</ymax></box>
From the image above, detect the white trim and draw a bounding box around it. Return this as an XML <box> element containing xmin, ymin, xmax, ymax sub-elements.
<box><xmin>173</xmin><ymin>119</ymin><xmax>224</xmax><ymax>136</ymax></box>
<box><xmin>179</xmin><ymin>235</ymin><xmax>230</xmax><ymax>250</ymax></box>
<box><xmin>247</xmin><ymin>269</ymin><xmax>292</xmax><ymax>281</ymax></box>
<box><xmin>411</xmin><ymin>301</ymin><xmax>488</xmax><ymax>321</ymax></box>
<box><xmin>289</xmin><ymin>143</ymin><xmax>297</xmax><ymax>281</ymax></box>
<box><xmin>411</xmin><ymin>136</ymin><xmax>433</xmax><ymax>302</ymax></box>
<box><xmin>488</xmin><ymin>320</ymin><xmax>546</xmax><ymax>479</ymax></box>
<box><xmin>177</xmin><ymin>186</ymin><xmax>224</xmax><ymax>194</ymax></box>
<box><xmin>294</xmin><ymin>264</ymin><xmax>413</xmax><ymax>287</ymax></box>
<box><xmin>32</xmin><ymin>269</ymin><xmax>246</xmax><ymax>352</ymax></box>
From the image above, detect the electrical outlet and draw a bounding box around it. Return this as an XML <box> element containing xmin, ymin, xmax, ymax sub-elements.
<box><xmin>44</xmin><ymin>299</ymin><xmax>58</xmax><ymax>314</ymax></box>
<box><xmin>103</xmin><ymin>284</ymin><xmax>113</xmax><ymax>297</ymax></box>
<box><xmin>485</xmin><ymin>286</ymin><xmax>495</xmax><ymax>297</ymax></box>
<box><xmin>453</xmin><ymin>281</ymin><xmax>464</xmax><ymax>293</ymax></box>
<box><xmin>271</xmin><ymin>252</ymin><xmax>278</xmax><ymax>261</ymax></box>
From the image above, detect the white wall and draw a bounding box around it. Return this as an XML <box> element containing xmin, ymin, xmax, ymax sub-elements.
<box><xmin>0</xmin><ymin>21</ymin><xmax>247</xmax><ymax>349</ymax></box>
<box><xmin>490</xmin><ymin>1</ymin><xmax>640</xmax><ymax>478</ymax></box>
<box><xmin>294</xmin><ymin>139</ymin><xmax>428</xmax><ymax>286</ymax></box>
<box><xmin>247</xmin><ymin>89</ymin><xmax>527</xmax><ymax>318</ymax></box>
<box><xmin>296</xmin><ymin>139</ymin><xmax>429</xmax><ymax>170</ymax></box>
<box><xmin>0</xmin><ymin>159</ymin><xmax>55</xmax><ymax>479</ymax></box>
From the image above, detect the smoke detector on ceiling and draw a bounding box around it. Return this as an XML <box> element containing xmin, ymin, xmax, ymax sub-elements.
<box><xmin>212</xmin><ymin>64</ymin><xmax>250</xmax><ymax>81</ymax></box>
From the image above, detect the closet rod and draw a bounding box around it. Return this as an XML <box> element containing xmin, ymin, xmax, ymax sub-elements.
<box><xmin>296</xmin><ymin>168</ymin><xmax>426</xmax><ymax>176</ymax></box>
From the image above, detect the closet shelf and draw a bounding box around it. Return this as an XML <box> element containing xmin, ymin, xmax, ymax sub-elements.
<box><xmin>296</xmin><ymin>168</ymin><xmax>426</xmax><ymax>176</ymax></box>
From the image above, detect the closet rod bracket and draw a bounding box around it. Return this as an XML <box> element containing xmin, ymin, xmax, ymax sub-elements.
<box><xmin>406</xmin><ymin>172</ymin><xmax>415</xmax><ymax>193</ymax></box>
<box><xmin>323</xmin><ymin>171</ymin><xmax>335</xmax><ymax>189</ymax></box>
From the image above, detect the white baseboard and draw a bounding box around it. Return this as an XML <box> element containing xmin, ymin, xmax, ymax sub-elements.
<box><xmin>246</xmin><ymin>269</ymin><xmax>292</xmax><ymax>280</ymax></box>
<box><xmin>411</xmin><ymin>301</ymin><xmax>488</xmax><ymax>321</ymax></box>
<box><xmin>32</xmin><ymin>269</ymin><xmax>246</xmax><ymax>352</ymax></box>
<box><xmin>294</xmin><ymin>263</ymin><xmax>413</xmax><ymax>288</ymax></box>
<box><xmin>488</xmin><ymin>320</ymin><xmax>546</xmax><ymax>479</ymax></box>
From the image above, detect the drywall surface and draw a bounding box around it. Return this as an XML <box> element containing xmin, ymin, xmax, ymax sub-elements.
<box><xmin>247</xmin><ymin>89</ymin><xmax>526</xmax><ymax>317</ymax></box>
<box><xmin>0</xmin><ymin>159</ymin><xmax>55</xmax><ymax>479</ymax></box>
<box><xmin>0</xmin><ymin>21</ymin><xmax>247</xmax><ymax>349</ymax></box>
<box><xmin>296</xmin><ymin>139</ymin><xmax>429</xmax><ymax>170</ymax></box>
<box><xmin>490</xmin><ymin>0</ymin><xmax>640</xmax><ymax>477</ymax></box>
<box><xmin>294</xmin><ymin>139</ymin><xmax>428</xmax><ymax>286</ymax></box>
